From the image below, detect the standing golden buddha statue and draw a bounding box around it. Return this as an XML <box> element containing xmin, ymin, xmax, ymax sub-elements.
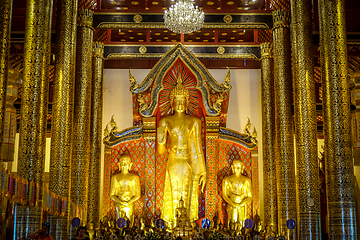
<box><xmin>157</xmin><ymin>75</ymin><xmax>207</xmax><ymax>227</ymax></box>
<box><xmin>222</xmin><ymin>160</ymin><xmax>252</xmax><ymax>225</ymax></box>
<box><xmin>110</xmin><ymin>155</ymin><xmax>141</xmax><ymax>225</ymax></box>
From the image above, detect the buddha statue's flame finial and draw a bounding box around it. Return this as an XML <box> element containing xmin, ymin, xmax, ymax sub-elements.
<box><xmin>170</xmin><ymin>73</ymin><xmax>189</xmax><ymax>107</ymax></box>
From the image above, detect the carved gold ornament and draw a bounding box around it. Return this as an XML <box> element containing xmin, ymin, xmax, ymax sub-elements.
<box><xmin>217</xmin><ymin>46</ymin><xmax>225</xmax><ymax>55</ymax></box>
<box><xmin>133</xmin><ymin>14</ymin><xmax>143</xmax><ymax>23</ymax></box>
<box><xmin>139</xmin><ymin>46</ymin><xmax>147</xmax><ymax>54</ymax></box>
<box><xmin>223</xmin><ymin>14</ymin><xmax>233</xmax><ymax>23</ymax></box>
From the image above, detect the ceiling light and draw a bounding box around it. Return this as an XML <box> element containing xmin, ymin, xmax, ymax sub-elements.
<box><xmin>164</xmin><ymin>0</ymin><xmax>205</xmax><ymax>34</ymax></box>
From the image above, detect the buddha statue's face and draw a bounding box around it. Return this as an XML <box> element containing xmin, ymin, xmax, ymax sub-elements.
<box><xmin>172</xmin><ymin>95</ymin><xmax>187</xmax><ymax>113</ymax></box>
<box><xmin>119</xmin><ymin>157</ymin><xmax>131</xmax><ymax>173</ymax></box>
<box><xmin>232</xmin><ymin>160</ymin><xmax>244</xmax><ymax>175</ymax></box>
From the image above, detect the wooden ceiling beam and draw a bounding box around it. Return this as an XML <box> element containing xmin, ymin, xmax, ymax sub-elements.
<box><xmin>104</xmin><ymin>58</ymin><xmax>260</xmax><ymax>69</ymax></box>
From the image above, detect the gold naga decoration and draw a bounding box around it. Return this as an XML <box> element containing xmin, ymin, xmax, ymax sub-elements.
<box><xmin>212</xmin><ymin>66</ymin><xmax>231</xmax><ymax>115</ymax></box>
<box><xmin>244</xmin><ymin>117</ymin><xmax>258</xmax><ymax>144</ymax></box>
<box><xmin>222</xmin><ymin>66</ymin><xmax>232</xmax><ymax>90</ymax></box>
<box><xmin>129</xmin><ymin>69</ymin><xmax>139</xmax><ymax>93</ymax></box>
<box><xmin>104</xmin><ymin>115</ymin><xmax>118</xmax><ymax>140</ymax></box>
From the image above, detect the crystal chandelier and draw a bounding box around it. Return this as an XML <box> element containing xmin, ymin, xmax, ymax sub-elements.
<box><xmin>164</xmin><ymin>0</ymin><xmax>205</xmax><ymax>34</ymax></box>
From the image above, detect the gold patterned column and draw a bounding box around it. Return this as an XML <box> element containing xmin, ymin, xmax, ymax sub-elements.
<box><xmin>260</xmin><ymin>43</ymin><xmax>277</xmax><ymax>230</ymax></box>
<box><xmin>291</xmin><ymin>0</ymin><xmax>321</xmax><ymax>238</ymax></box>
<box><xmin>1</xmin><ymin>67</ymin><xmax>21</xmax><ymax>163</ymax></box>
<box><xmin>319</xmin><ymin>0</ymin><xmax>358</xmax><ymax>238</ymax></box>
<box><xmin>0</xmin><ymin>0</ymin><xmax>13</xmax><ymax>177</ymax></box>
<box><xmin>87</xmin><ymin>42</ymin><xmax>104</xmax><ymax>224</ymax></box>
<box><xmin>272</xmin><ymin>9</ymin><xmax>296</xmax><ymax>238</ymax></box>
<box><xmin>71</xmin><ymin>9</ymin><xmax>94</xmax><ymax>216</ymax></box>
<box><xmin>48</xmin><ymin>0</ymin><xmax>78</xmax><ymax>238</ymax></box>
<box><xmin>14</xmin><ymin>0</ymin><xmax>52</xmax><ymax>238</ymax></box>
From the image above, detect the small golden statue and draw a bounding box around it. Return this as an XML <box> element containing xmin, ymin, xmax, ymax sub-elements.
<box><xmin>175</xmin><ymin>198</ymin><xmax>190</xmax><ymax>227</ymax></box>
<box><xmin>108</xmin><ymin>219</ymin><xmax>118</xmax><ymax>235</ymax></box>
<box><xmin>110</xmin><ymin>155</ymin><xmax>141</xmax><ymax>225</ymax></box>
<box><xmin>222</xmin><ymin>160</ymin><xmax>253</xmax><ymax>225</ymax></box>
<box><xmin>157</xmin><ymin>74</ymin><xmax>207</xmax><ymax>227</ymax></box>
<box><xmin>87</xmin><ymin>221</ymin><xmax>95</xmax><ymax>240</ymax></box>
<box><xmin>212</xmin><ymin>212</ymin><xmax>219</xmax><ymax>231</ymax></box>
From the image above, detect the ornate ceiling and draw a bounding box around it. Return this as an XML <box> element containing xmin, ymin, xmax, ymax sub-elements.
<box><xmin>7</xmin><ymin>0</ymin><xmax>360</xmax><ymax>133</ymax></box>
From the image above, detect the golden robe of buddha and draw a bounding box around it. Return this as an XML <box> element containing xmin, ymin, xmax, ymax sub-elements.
<box><xmin>157</xmin><ymin>76</ymin><xmax>206</xmax><ymax>227</ymax></box>
<box><xmin>110</xmin><ymin>155</ymin><xmax>141</xmax><ymax>224</ymax></box>
<box><xmin>222</xmin><ymin>160</ymin><xmax>252</xmax><ymax>225</ymax></box>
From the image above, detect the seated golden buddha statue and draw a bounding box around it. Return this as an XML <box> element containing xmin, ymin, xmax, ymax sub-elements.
<box><xmin>157</xmin><ymin>75</ymin><xmax>207</xmax><ymax>227</ymax></box>
<box><xmin>175</xmin><ymin>198</ymin><xmax>190</xmax><ymax>227</ymax></box>
<box><xmin>222</xmin><ymin>160</ymin><xmax>252</xmax><ymax>225</ymax></box>
<box><xmin>110</xmin><ymin>155</ymin><xmax>141</xmax><ymax>225</ymax></box>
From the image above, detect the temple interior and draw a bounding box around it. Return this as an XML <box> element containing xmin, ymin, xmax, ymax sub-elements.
<box><xmin>1</xmin><ymin>0</ymin><xmax>360</xmax><ymax>240</ymax></box>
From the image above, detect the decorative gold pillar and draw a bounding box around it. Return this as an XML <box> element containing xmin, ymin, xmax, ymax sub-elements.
<box><xmin>260</xmin><ymin>43</ymin><xmax>277</xmax><ymax>230</ymax></box>
<box><xmin>14</xmin><ymin>0</ymin><xmax>52</xmax><ymax>238</ymax></box>
<box><xmin>291</xmin><ymin>0</ymin><xmax>321</xmax><ymax>238</ymax></box>
<box><xmin>272</xmin><ymin>9</ymin><xmax>296</xmax><ymax>238</ymax></box>
<box><xmin>2</xmin><ymin>67</ymin><xmax>21</xmax><ymax>163</ymax></box>
<box><xmin>0</xmin><ymin>0</ymin><xmax>13</xmax><ymax>176</ymax></box>
<box><xmin>48</xmin><ymin>0</ymin><xmax>78</xmax><ymax>238</ymax></box>
<box><xmin>71</xmin><ymin>9</ymin><xmax>94</xmax><ymax>215</ymax></box>
<box><xmin>87</xmin><ymin>42</ymin><xmax>104</xmax><ymax>225</ymax></box>
<box><xmin>319</xmin><ymin>0</ymin><xmax>358</xmax><ymax>238</ymax></box>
